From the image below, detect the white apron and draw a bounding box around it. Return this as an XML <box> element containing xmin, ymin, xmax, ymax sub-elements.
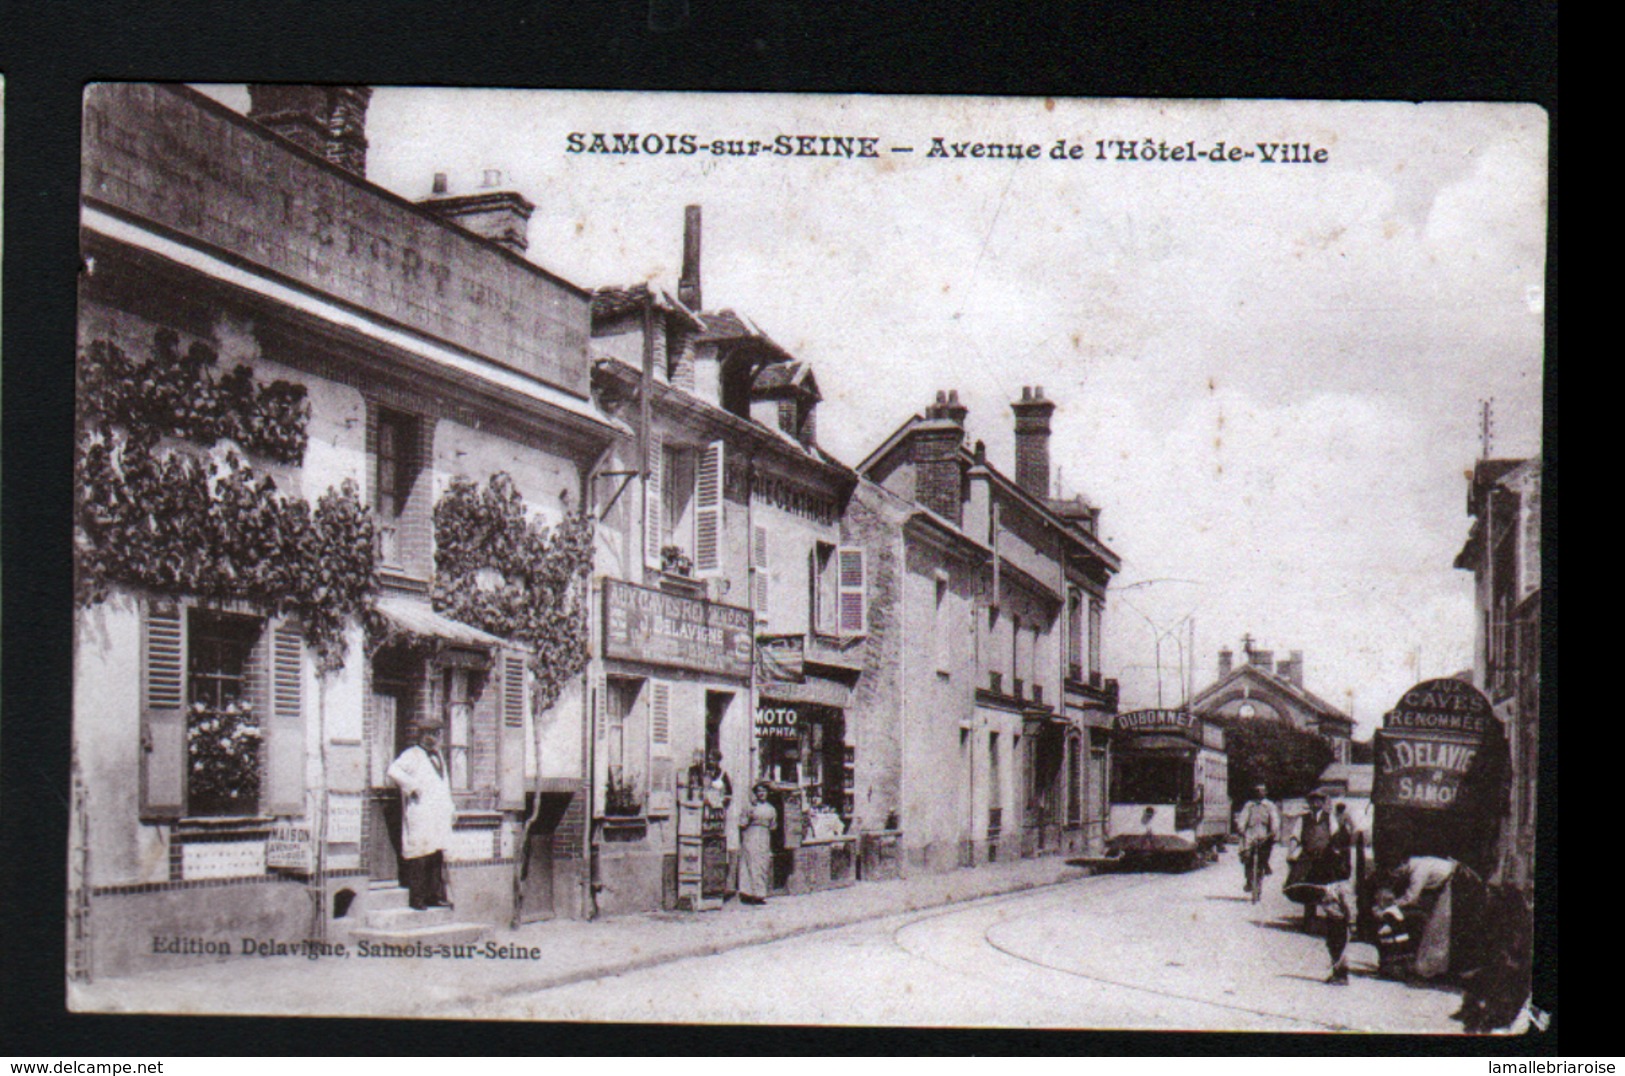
<box><xmin>387</xmin><ymin>745</ymin><xmax>456</xmax><ymax>859</ymax></box>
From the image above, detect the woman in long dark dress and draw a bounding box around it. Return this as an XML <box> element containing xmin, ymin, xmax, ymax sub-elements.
<box><xmin>738</xmin><ymin>781</ymin><xmax>777</xmax><ymax>905</ymax></box>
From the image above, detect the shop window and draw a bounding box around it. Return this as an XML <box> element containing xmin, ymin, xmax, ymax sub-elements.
<box><xmin>757</xmin><ymin>707</ymin><xmax>850</xmax><ymax>826</ymax></box>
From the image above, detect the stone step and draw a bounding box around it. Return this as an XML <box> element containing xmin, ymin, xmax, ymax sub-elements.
<box><xmin>364</xmin><ymin>905</ymin><xmax>456</xmax><ymax>931</ymax></box>
<box><xmin>350</xmin><ymin>921</ymin><xmax>488</xmax><ymax>949</ymax></box>
<box><xmin>362</xmin><ymin>886</ymin><xmax>412</xmax><ymax>912</ymax></box>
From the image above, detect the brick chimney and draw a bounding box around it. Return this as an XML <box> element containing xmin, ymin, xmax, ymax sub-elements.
<box><xmin>679</xmin><ymin>205</ymin><xmax>703</xmax><ymax>312</ymax></box>
<box><xmin>1218</xmin><ymin>646</ymin><xmax>1233</xmax><ymax>678</ymax></box>
<box><xmin>247</xmin><ymin>85</ymin><xmax>372</xmax><ymax>177</ymax></box>
<box><xmin>914</xmin><ymin>391</ymin><xmax>967</xmax><ymax>527</ymax></box>
<box><xmin>1011</xmin><ymin>385</ymin><xmax>1056</xmax><ymax>498</ymax></box>
<box><xmin>417</xmin><ymin>169</ymin><xmax>535</xmax><ymax>254</ymax></box>
<box><xmin>1277</xmin><ymin>650</ymin><xmax>1305</xmax><ymax>688</ymax></box>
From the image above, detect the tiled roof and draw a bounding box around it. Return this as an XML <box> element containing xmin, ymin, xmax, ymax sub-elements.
<box><xmin>751</xmin><ymin>361</ymin><xmax>821</xmax><ymax>399</ymax></box>
<box><xmin>590</xmin><ymin>283</ymin><xmax>704</xmax><ymax>329</ymax></box>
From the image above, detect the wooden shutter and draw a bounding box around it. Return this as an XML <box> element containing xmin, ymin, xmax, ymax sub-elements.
<box><xmin>808</xmin><ymin>545</ymin><xmax>822</xmax><ymax>634</ymax></box>
<box><xmin>752</xmin><ymin>523</ymin><xmax>771</xmax><ymax>621</ymax></box>
<box><xmin>695</xmin><ymin>441</ymin><xmax>725</xmax><ymax>575</ymax></box>
<box><xmin>643</xmin><ymin>432</ymin><xmax>664</xmax><ymax>569</ymax></box>
<box><xmin>837</xmin><ymin>546</ymin><xmax>867</xmax><ymax>635</ymax></box>
<box><xmin>591</xmin><ymin>670</ymin><xmax>608</xmax><ymax>817</ymax></box>
<box><xmin>498</xmin><ymin>650</ymin><xmax>527</xmax><ymax>810</ymax></box>
<box><xmin>262</xmin><ymin>619</ymin><xmax>306</xmax><ymax>816</ymax></box>
<box><xmin>140</xmin><ymin>601</ymin><xmax>188</xmax><ymax>820</ymax></box>
<box><xmin>648</xmin><ymin>680</ymin><xmax>674</xmax><ymax>816</ymax></box>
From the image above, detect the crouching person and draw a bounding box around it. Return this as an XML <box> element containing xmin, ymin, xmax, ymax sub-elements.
<box><xmin>1319</xmin><ymin>877</ymin><xmax>1359</xmax><ymax>985</ymax></box>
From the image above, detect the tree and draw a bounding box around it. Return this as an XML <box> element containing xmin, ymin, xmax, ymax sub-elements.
<box><xmin>1212</xmin><ymin>716</ymin><xmax>1335</xmax><ymax>804</ymax></box>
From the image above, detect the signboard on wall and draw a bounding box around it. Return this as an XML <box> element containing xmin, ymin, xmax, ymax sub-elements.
<box><xmin>756</xmin><ymin>706</ymin><xmax>801</xmax><ymax>740</ymax></box>
<box><xmin>1115</xmin><ymin>709</ymin><xmax>1200</xmax><ymax>738</ymax></box>
<box><xmin>265</xmin><ymin>824</ymin><xmax>314</xmax><ymax>873</ymax></box>
<box><xmin>1372</xmin><ymin>730</ymin><xmax>1482</xmax><ymax>811</ymax></box>
<box><xmin>602</xmin><ymin>580</ymin><xmax>752</xmax><ymax>680</ymax></box>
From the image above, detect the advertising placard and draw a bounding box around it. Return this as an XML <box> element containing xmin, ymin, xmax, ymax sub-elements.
<box><xmin>602</xmin><ymin>580</ymin><xmax>752</xmax><ymax>680</ymax></box>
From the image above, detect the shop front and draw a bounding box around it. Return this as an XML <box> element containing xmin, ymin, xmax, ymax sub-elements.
<box><xmin>594</xmin><ymin>579</ymin><xmax>754</xmax><ymax>916</ymax></box>
<box><xmin>754</xmin><ymin>636</ymin><xmax>861</xmax><ymax>895</ymax></box>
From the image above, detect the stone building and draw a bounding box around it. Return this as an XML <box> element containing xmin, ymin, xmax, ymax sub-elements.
<box><xmin>1190</xmin><ymin>638</ymin><xmax>1356</xmax><ymax>762</ymax></box>
<box><xmin>72</xmin><ymin>84</ymin><xmax>617</xmax><ymax>979</ymax></box>
<box><xmin>585</xmin><ymin>208</ymin><xmax>876</xmax><ymax>914</ymax></box>
<box><xmin>856</xmin><ymin>386</ymin><xmax>1122</xmax><ymax>868</ymax></box>
<box><xmin>1454</xmin><ymin>457</ymin><xmax>1541</xmax><ymax>890</ymax></box>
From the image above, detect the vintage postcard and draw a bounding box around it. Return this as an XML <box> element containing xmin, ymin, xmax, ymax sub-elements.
<box><xmin>70</xmin><ymin>85</ymin><xmax>1546</xmax><ymax>1031</ymax></box>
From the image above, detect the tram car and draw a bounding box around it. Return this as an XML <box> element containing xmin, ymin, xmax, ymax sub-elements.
<box><xmin>1098</xmin><ymin>709</ymin><xmax>1230</xmax><ymax>869</ymax></box>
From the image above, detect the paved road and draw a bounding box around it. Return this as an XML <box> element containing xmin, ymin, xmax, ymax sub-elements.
<box><xmin>492</xmin><ymin>854</ymin><xmax>1465</xmax><ymax>1032</ymax></box>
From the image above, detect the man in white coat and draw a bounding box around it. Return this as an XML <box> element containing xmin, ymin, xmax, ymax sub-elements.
<box><xmin>388</xmin><ymin>721</ymin><xmax>456</xmax><ymax>910</ymax></box>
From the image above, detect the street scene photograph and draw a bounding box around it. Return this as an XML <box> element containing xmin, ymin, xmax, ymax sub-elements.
<box><xmin>68</xmin><ymin>85</ymin><xmax>1547</xmax><ymax>1032</ymax></box>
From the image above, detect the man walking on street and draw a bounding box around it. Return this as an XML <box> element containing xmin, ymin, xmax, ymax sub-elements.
<box><xmin>1238</xmin><ymin>783</ymin><xmax>1279</xmax><ymax>902</ymax></box>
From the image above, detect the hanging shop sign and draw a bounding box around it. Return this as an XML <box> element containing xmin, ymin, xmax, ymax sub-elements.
<box><xmin>1383</xmin><ymin>677</ymin><xmax>1498</xmax><ymax>738</ymax></box>
<box><xmin>602</xmin><ymin>580</ymin><xmax>752</xmax><ymax>679</ymax></box>
<box><xmin>757</xmin><ymin>674</ymin><xmax>853</xmax><ymax>709</ymax></box>
<box><xmin>757</xmin><ymin>633</ymin><xmax>806</xmax><ymax>683</ymax></box>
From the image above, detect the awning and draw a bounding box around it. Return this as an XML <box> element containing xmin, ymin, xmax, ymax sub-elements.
<box><xmin>373</xmin><ymin>595</ymin><xmax>510</xmax><ymax>650</ymax></box>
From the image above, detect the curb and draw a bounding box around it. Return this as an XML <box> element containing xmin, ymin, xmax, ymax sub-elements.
<box><xmin>438</xmin><ymin>865</ymin><xmax>1092</xmax><ymax>1014</ymax></box>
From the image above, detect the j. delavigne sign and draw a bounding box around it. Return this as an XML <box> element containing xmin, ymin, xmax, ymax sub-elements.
<box><xmin>602</xmin><ymin>580</ymin><xmax>753</xmax><ymax>679</ymax></box>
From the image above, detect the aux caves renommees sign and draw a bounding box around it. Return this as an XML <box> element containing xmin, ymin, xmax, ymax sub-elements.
<box><xmin>1373</xmin><ymin>678</ymin><xmax>1498</xmax><ymax>811</ymax></box>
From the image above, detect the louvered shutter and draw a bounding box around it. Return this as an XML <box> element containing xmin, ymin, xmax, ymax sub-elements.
<box><xmin>643</xmin><ymin>433</ymin><xmax>664</xmax><ymax>570</ymax></box>
<box><xmin>808</xmin><ymin>545</ymin><xmax>822</xmax><ymax>634</ymax></box>
<box><xmin>752</xmin><ymin>524</ymin><xmax>771</xmax><ymax>622</ymax></box>
<box><xmin>837</xmin><ymin>546</ymin><xmax>867</xmax><ymax>635</ymax></box>
<box><xmin>262</xmin><ymin>619</ymin><xmax>306</xmax><ymax>816</ymax></box>
<box><xmin>498</xmin><ymin>650</ymin><xmax>527</xmax><ymax>810</ymax></box>
<box><xmin>591</xmin><ymin>670</ymin><xmax>609</xmax><ymax>817</ymax></box>
<box><xmin>695</xmin><ymin>441</ymin><xmax>725</xmax><ymax>576</ymax></box>
<box><xmin>648</xmin><ymin>680</ymin><xmax>674</xmax><ymax>816</ymax></box>
<box><xmin>140</xmin><ymin>601</ymin><xmax>188</xmax><ymax>820</ymax></box>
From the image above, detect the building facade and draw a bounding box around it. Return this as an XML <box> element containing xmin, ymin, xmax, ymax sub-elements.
<box><xmin>73</xmin><ymin>84</ymin><xmax>616</xmax><ymax>979</ymax></box>
<box><xmin>856</xmin><ymin>386</ymin><xmax>1122</xmax><ymax>870</ymax></box>
<box><xmin>1454</xmin><ymin>457</ymin><xmax>1541</xmax><ymax>891</ymax></box>
<box><xmin>584</xmin><ymin>209</ymin><xmax>876</xmax><ymax>914</ymax></box>
<box><xmin>1190</xmin><ymin>639</ymin><xmax>1356</xmax><ymax>763</ymax></box>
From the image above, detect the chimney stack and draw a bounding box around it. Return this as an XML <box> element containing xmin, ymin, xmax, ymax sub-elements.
<box><xmin>247</xmin><ymin>85</ymin><xmax>373</xmax><ymax>178</ymax></box>
<box><xmin>914</xmin><ymin>390</ymin><xmax>968</xmax><ymax>526</ymax></box>
<box><xmin>1277</xmin><ymin>650</ymin><xmax>1305</xmax><ymax>688</ymax></box>
<box><xmin>1218</xmin><ymin>646</ymin><xmax>1233</xmax><ymax>678</ymax></box>
<box><xmin>679</xmin><ymin>205</ymin><xmax>703</xmax><ymax>311</ymax></box>
<box><xmin>1011</xmin><ymin>385</ymin><xmax>1057</xmax><ymax>498</ymax></box>
<box><xmin>417</xmin><ymin>170</ymin><xmax>536</xmax><ymax>254</ymax></box>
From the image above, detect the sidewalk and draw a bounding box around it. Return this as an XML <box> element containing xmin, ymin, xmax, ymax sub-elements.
<box><xmin>70</xmin><ymin>854</ymin><xmax>1090</xmax><ymax>1019</ymax></box>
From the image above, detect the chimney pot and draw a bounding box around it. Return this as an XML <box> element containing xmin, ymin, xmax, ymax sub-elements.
<box><xmin>1011</xmin><ymin>384</ymin><xmax>1057</xmax><ymax>498</ymax></box>
<box><xmin>432</xmin><ymin>172</ymin><xmax>449</xmax><ymax>194</ymax></box>
<box><xmin>247</xmin><ymin>84</ymin><xmax>373</xmax><ymax>178</ymax></box>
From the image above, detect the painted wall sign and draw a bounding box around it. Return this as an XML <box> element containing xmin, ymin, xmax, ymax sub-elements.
<box><xmin>602</xmin><ymin>580</ymin><xmax>753</xmax><ymax>680</ymax></box>
<box><xmin>756</xmin><ymin>706</ymin><xmax>802</xmax><ymax>740</ymax></box>
<box><xmin>1115</xmin><ymin>709</ymin><xmax>1199</xmax><ymax>737</ymax></box>
<box><xmin>81</xmin><ymin>84</ymin><xmax>590</xmax><ymax>396</ymax></box>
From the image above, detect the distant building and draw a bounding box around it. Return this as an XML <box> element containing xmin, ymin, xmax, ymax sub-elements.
<box><xmin>1454</xmin><ymin>457</ymin><xmax>1541</xmax><ymax>891</ymax></box>
<box><xmin>858</xmin><ymin>386</ymin><xmax>1122</xmax><ymax>865</ymax></box>
<box><xmin>1190</xmin><ymin>637</ymin><xmax>1355</xmax><ymax>762</ymax></box>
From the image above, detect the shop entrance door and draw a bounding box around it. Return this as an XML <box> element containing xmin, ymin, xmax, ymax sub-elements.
<box><xmin>1032</xmin><ymin>726</ymin><xmax>1064</xmax><ymax>851</ymax></box>
<box><xmin>367</xmin><ymin>672</ymin><xmax>415</xmax><ymax>887</ymax></box>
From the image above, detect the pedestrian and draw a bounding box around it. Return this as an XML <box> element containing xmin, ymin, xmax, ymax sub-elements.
<box><xmin>1318</xmin><ymin>876</ymin><xmax>1359</xmax><ymax>985</ymax></box>
<box><xmin>1237</xmin><ymin>783</ymin><xmax>1280</xmax><ymax>902</ymax></box>
<box><xmin>1285</xmin><ymin>788</ymin><xmax>1337</xmax><ymax>928</ymax></box>
<box><xmin>387</xmin><ymin>720</ymin><xmax>456</xmax><ymax>911</ymax></box>
<box><xmin>738</xmin><ymin>780</ymin><xmax>777</xmax><ymax>906</ymax></box>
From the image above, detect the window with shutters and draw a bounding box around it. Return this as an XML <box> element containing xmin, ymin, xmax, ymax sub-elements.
<box><xmin>648</xmin><ymin>439</ymin><xmax>725</xmax><ymax>578</ymax></box>
<box><xmin>375</xmin><ymin>410</ymin><xmax>423</xmax><ymax>571</ymax></box>
<box><xmin>603</xmin><ymin>677</ymin><xmax>647</xmax><ymax>816</ymax></box>
<box><xmin>185</xmin><ymin>611</ymin><xmax>265</xmax><ymax>817</ymax></box>
<box><xmin>1067</xmin><ymin>587</ymin><xmax>1085</xmax><ymax>682</ymax></box>
<box><xmin>1088</xmin><ymin>600</ymin><xmax>1103</xmax><ymax>679</ymax></box>
<box><xmin>810</xmin><ymin>541</ymin><xmax>838</xmax><ymax>635</ymax></box>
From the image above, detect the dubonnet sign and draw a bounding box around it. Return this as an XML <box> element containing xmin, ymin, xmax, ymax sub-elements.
<box><xmin>602</xmin><ymin>580</ymin><xmax>752</xmax><ymax>680</ymax></box>
<box><xmin>1115</xmin><ymin>709</ymin><xmax>1199</xmax><ymax>737</ymax></box>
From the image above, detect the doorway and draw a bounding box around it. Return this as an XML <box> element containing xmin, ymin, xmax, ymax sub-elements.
<box><xmin>517</xmin><ymin>792</ymin><xmax>571</xmax><ymax>923</ymax></box>
<box><xmin>367</xmin><ymin>660</ymin><xmax>417</xmax><ymax>887</ymax></box>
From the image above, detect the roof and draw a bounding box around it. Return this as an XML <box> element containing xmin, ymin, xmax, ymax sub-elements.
<box><xmin>590</xmin><ymin>283</ymin><xmax>706</xmax><ymax>331</ymax></box>
<box><xmin>374</xmin><ymin>595</ymin><xmax>510</xmax><ymax>650</ymax></box>
<box><xmin>1192</xmin><ymin>662</ymin><xmax>1353</xmax><ymax>728</ymax></box>
<box><xmin>751</xmin><ymin>361</ymin><xmax>822</xmax><ymax>401</ymax></box>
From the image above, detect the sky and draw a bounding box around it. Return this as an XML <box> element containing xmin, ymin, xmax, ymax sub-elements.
<box><xmin>200</xmin><ymin>88</ymin><xmax>1548</xmax><ymax>736</ymax></box>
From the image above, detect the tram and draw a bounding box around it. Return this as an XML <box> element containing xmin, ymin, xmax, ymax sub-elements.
<box><xmin>1096</xmin><ymin>709</ymin><xmax>1230</xmax><ymax>870</ymax></box>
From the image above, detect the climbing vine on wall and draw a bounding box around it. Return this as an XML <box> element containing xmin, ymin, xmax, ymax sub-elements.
<box><xmin>75</xmin><ymin>329</ymin><xmax>379</xmax><ymax>667</ymax></box>
<box><xmin>432</xmin><ymin>473</ymin><xmax>595</xmax><ymax>712</ymax></box>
